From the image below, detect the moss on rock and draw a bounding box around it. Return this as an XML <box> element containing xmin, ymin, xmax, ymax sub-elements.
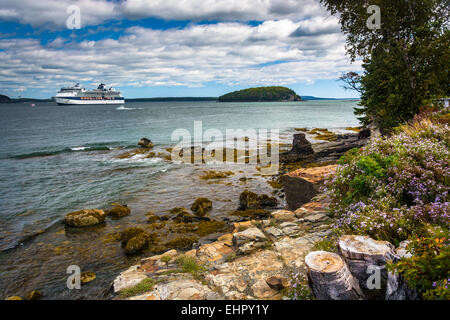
<box><xmin>164</xmin><ymin>236</ymin><xmax>198</xmax><ymax>249</ymax></box>
<box><xmin>191</xmin><ymin>197</ymin><xmax>213</xmax><ymax>217</ymax></box>
<box><xmin>194</xmin><ymin>220</ymin><xmax>228</xmax><ymax>236</ymax></box>
<box><xmin>120</xmin><ymin>227</ymin><xmax>146</xmax><ymax>245</ymax></box>
<box><xmin>230</xmin><ymin>209</ymin><xmax>270</xmax><ymax>219</ymax></box>
<box><xmin>239</xmin><ymin>191</ymin><xmax>278</xmax><ymax>210</ymax></box>
<box><xmin>64</xmin><ymin>209</ymin><xmax>106</xmax><ymax>227</ymax></box>
<box><xmin>80</xmin><ymin>272</ymin><xmax>96</xmax><ymax>284</ymax></box>
<box><xmin>106</xmin><ymin>203</ymin><xmax>131</xmax><ymax>218</ymax></box>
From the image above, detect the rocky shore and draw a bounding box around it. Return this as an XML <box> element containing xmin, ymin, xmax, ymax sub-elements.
<box><xmin>109</xmin><ymin>130</ymin><xmax>374</xmax><ymax>300</ymax></box>
<box><xmin>112</xmin><ymin>164</ymin><xmax>336</xmax><ymax>300</ymax></box>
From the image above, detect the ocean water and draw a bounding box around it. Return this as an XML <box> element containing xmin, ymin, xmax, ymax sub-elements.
<box><xmin>0</xmin><ymin>100</ymin><xmax>359</xmax><ymax>299</ymax></box>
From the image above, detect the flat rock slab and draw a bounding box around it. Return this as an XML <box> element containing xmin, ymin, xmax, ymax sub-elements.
<box><xmin>206</xmin><ymin>250</ymin><xmax>283</xmax><ymax>299</ymax></box>
<box><xmin>113</xmin><ymin>265</ymin><xmax>147</xmax><ymax>293</ymax></box>
<box><xmin>129</xmin><ymin>279</ymin><xmax>222</xmax><ymax>300</ymax></box>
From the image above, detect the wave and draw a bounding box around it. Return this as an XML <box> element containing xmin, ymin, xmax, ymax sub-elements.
<box><xmin>116</xmin><ymin>106</ymin><xmax>142</xmax><ymax>110</ymax></box>
<box><xmin>9</xmin><ymin>142</ymin><xmax>128</xmax><ymax>160</ymax></box>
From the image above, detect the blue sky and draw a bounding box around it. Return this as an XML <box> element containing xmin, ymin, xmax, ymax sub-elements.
<box><xmin>0</xmin><ymin>0</ymin><xmax>362</xmax><ymax>99</ymax></box>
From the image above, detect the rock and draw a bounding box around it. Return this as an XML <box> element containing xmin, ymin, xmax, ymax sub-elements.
<box><xmin>113</xmin><ymin>265</ymin><xmax>147</xmax><ymax>293</ymax></box>
<box><xmin>279</xmin><ymin>222</ymin><xmax>302</xmax><ymax>237</ymax></box>
<box><xmin>125</xmin><ymin>233</ymin><xmax>150</xmax><ymax>255</ymax></box>
<box><xmin>80</xmin><ymin>272</ymin><xmax>96</xmax><ymax>284</ymax></box>
<box><xmin>239</xmin><ymin>190</ymin><xmax>260</xmax><ymax>210</ymax></box>
<box><xmin>271</xmin><ymin>210</ymin><xmax>296</xmax><ymax>222</ymax></box>
<box><xmin>120</xmin><ymin>227</ymin><xmax>146</xmax><ymax>245</ymax></box>
<box><xmin>5</xmin><ymin>296</ymin><xmax>22</xmax><ymax>300</ymax></box>
<box><xmin>251</xmin><ymin>279</ymin><xmax>278</xmax><ymax>299</ymax></box>
<box><xmin>233</xmin><ymin>227</ymin><xmax>268</xmax><ymax>255</ymax></box>
<box><xmin>206</xmin><ymin>250</ymin><xmax>283</xmax><ymax>299</ymax></box>
<box><xmin>273</xmin><ymin>231</ymin><xmax>329</xmax><ymax>268</ymax></box>
<box><xmin>106</xmin><ymin>203</ymin><xmax>131</xmax><ymax>218</ymax></box>
<box><xmin>264</xmin><ymin>226</ymin><xmax>284</xmax><ymax>239</ymax></box>
<box><xmin>305</xmin><ymin>251</ymin><xmax>363</xmax><ymax>300</ymax></box>
<box><xmin>196</xmin><ymin>241</ymin><xmax>234</xmax><ymax>264</ymax></box>
<box><xmin>266</xmin><ymin>276</ymin><xmax>289</xmax><ymax>291</ymax></box>
<box><xmin>358</xmin><ymin>127</ymin><xmax>371</xmax><ymax>140</ymax></box>
<box><xmin>312</xmin><ymin>133</ymin><xmax>367</xmax><ymax>160</ymax></box>
<box><xmin>172</xmin><ymin>211</ymin><xmax>198</xmax><ymax>223</ymax></box>
<box><xmin>238</xmin><ymin>191</ymin><xmax>277</xmax><ymax>210</ymax></box>
<box><xmin>64</xmin><ymin>209</ymin><xmax>106</xmax><ymax>227</ymax></box>
<box><xmin>282</xmin><ymin>165</ymin><xmax>337</xmax><ymax>210</ymax></box>
<box><xmin>257</xmin><ymin>194</ymin><xmax>278</xmax><ymax>207</ymax></box>
<box><xmin>25</xmin><ymin>290</ymin><xmax>42</xmax><ymax>300</ymax></box>
<box><xmin>120</xmin><ymin>227</ymin><xmax>157</xmax><ymax>255</ymax></box>
<box><xmin>338</xmin><ymin>235</ymin><xmax>397</xmax><ymax>299</ymax></box>
<box><xmin>138</xmin><ymin>138</ymin><xmax>154</xmax><ymax>148</ymax></box>
<box><xmin>146</xmin><ymin>212</ymin><xmax>159</xmax><ymax>223</ymax></box>
<box><xmin>304</xmin><ymin>213</ymin><xmax>328</xmax><ymax>223</ymax></box>
<box><xmin>191</xmin><ymin>198</ymin><xmax>213</xmax><ymax>217</ymax></box>
<box><xmin>129</xmin><ymin>279</ymin><xmax>222</xmax><ymax>300</ymax></box>
<box><xmin>280</xmin><ymin>133</ymin><xmax>315</xmax><ymax>162</ymax></box>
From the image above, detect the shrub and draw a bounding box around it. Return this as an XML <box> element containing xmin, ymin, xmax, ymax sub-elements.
<box><xmin>323</xmin><ymin>119</ymin><xmax>449</xmax><ymax>245</ymax></box>
<box><xmin>387</xmin><ymin>226</ymin><xmax>449</xmax><ymax>300</ymax></box>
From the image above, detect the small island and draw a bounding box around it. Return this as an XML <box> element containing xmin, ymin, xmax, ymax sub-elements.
<box><xmin>218</xmin><ymin>86</ymin><xmax>302</xmax><ymax>102</ymax></box>
<box><xmin>0</xmin><ymin>94</ymin><xmax>12</xmax><ymax>103</ymax></box>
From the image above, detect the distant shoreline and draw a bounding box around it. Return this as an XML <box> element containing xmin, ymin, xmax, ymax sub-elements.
<box><xmin>1</xmin><ymin>96</ymin><xmax>360</xmax><ymax>104</ymax></box>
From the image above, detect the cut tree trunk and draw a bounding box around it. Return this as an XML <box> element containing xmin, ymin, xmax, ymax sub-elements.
<box><xmin>338</xmin><ymin>235</ymin><xmax>397</xmax><ymax>299</ymax></box>
<box><xmin>385</xmin><ymin>240</ymin><xmax>418</xmax><ymax>300</ymax></box>
<box><xmin>305</xmin><ymin>251</ymin><xmax>363</xmax><ymax>300</ymax></box>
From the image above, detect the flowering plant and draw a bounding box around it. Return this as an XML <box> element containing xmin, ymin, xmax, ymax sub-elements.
<box><xmin>323</xmin><ymin>120</ymin><xmax>449</xmax><ymax>245</ymax></box>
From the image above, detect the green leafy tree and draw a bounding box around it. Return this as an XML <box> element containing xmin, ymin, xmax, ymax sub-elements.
<box><xmin>322</xmin><ymin>0</ymin><xmax>450</xmax><ymax>132</ymax></box>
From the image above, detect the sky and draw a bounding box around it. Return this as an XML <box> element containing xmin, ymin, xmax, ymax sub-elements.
<box><xmin>0</xmin><ymin>0</ymin><xmax>363</xmax><ymax>99</ymax></box>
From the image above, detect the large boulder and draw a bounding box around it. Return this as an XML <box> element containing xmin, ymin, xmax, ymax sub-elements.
<box><xmin>282</xmin><ymin>165</ymin><xmax>337</xmax><ymax>210</ymax></box>
<box><xmin>64</xmin><ymin>209</ymin><xmax>106</xmax><ymax>227</ymax></box>
<box><xmin>191</xmin><ymin>198</ymin><xmax>213</xmax><ymax>217</ymax></box>
<box><xmin>280</xmin><ymin>133</ymin><xmax>315</xmax><ymax>162</ymax></box>
<box><xmin>138</xmin><ymin>138</ymin><xmax>154</xmax><ymax>148</ymax></box>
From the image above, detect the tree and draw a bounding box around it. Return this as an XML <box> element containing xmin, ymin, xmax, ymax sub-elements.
<box><xmin>321</xmin><ymin>0</ymin><xmax>450</xmax><ymax>132</ymax></box>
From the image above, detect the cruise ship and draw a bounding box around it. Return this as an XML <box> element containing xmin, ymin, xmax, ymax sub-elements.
<box><xmin>54</xmin><ymin>83</ymin><xmax>125</xmax><ymax>105</ymax></box>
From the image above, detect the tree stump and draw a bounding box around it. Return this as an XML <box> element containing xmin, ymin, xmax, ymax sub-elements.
<box><xmin>338</xmin><ymin>235</ymin><xmax>397</xmax><ymax>299</ymax></box>
<box><xmin>305</xmin><ymin>251</ymin><xmax>363</xmax><ymax>300</ymax></box>
<box><xmin>385</xmin><ymin>240</ymin><xmax>418</xmax><ymax>300</ymax></box>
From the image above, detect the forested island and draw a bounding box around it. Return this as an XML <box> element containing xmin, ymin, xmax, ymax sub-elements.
<box><xmin>0</xmin><ymin>94</ymin><xmax>12</xmax><ymax>103</ymax></box>
<box><xmin>218</xmin><ymin>86</ymin><xmax>302</xmax><ymax>102</ymax></box>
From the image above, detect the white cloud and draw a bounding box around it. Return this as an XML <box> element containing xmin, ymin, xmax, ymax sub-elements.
<box><xmin>0</xmin><ymin>0</ymin><xmax>118</xmax><ymax>29</ymax></box>
<box><xmin>0</xmin><ymin>0</ymin><xmax>329</xmax><ymax>29</ymax></box>
<box><xmin>0</xmin><ymin>19</ymin><xmax>361</xmax><ymax>93</ymax></box>
<box><xmin>120</xmin><ymin>0</ymin><xmax>326</xmax><ymax>21</ymax></box>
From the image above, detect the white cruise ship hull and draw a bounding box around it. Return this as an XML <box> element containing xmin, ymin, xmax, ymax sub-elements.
<box><xmin>55</xmin><ymin>97</ymin><xmax>125</xmax><ymax>105</ymax></box>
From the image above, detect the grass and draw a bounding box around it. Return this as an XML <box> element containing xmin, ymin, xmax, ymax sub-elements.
<box><xmin>176</xmin><ymin>255</ymin><xmax>206</xmax><ymax>279</ymax></box>
<box><xmin>119</xmin><ymin>278</ymin><xmax>156</xmax><ymax>298</ymax></box>
<box><xmin>160</xmin><ymin>255</ymin><xmax>172</xmax><ymax>264</ymax></box>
